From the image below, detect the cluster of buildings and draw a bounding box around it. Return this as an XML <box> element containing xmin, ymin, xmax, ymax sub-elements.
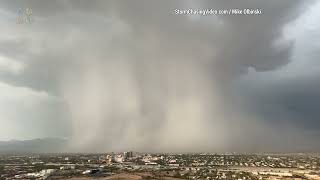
<box><xmin>99</xmin><ymin>151</ymin><xmax>134</xmax><ymax>163</ymax></box>
<box><xmin>1</xmin><ymin>153</ymin><xmax>320</xmax><ymax>179</ymax></box>
<box><xmin>13</xmin><ymin>169</ymin><xmax>55</xmax><ymax>179</ymax></box>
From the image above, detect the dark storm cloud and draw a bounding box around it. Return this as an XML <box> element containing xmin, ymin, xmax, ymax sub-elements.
<box><xmin>238</xmin><ymin>73</ymin><xmax>320</xmax><ymax>130</ymax></box>
<box><xmin>0</xmin><ymin>0</ymin><xmax>318</xmax><ymax>152</ymax></box>
<box><xmin>0</xmin><ymin>0</ymin><xmax>307</xmax><ymax>91</ymax></box>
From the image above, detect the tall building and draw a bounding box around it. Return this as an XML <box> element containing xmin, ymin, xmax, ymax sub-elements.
<box><xmin>128</xmin><ymin>151</ymin><xmax>133</xmax><ymax>158</ymax></box>
<box><xmin>123</xmin><ymin>151</ymin><xmax>133</xmax><ymax>160</ymax></box>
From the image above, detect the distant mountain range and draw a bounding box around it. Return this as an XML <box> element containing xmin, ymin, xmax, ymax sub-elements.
<box><xmin>0</xmin><ymin>138</ymin><xmax>68</xmax><ymax>153</ymax></box>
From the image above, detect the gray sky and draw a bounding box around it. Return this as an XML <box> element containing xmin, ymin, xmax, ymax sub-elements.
<box><xmin>0</xmin><ymin>0</ymin><xmax>319</xmax><ymax>152</ymax></box>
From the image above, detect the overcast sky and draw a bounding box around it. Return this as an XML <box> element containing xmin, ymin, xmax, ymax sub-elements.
<box><xmin>0</xmin><ymin>0</ymin><xmax>319</xmax><ymax>152</ymax></box>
